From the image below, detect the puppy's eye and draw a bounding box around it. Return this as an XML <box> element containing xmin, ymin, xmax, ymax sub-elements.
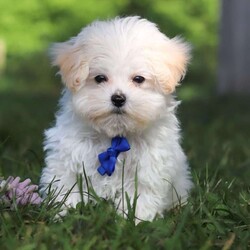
<box><xmin>94</xmin><ymin>75</ymin><xmax>108</xmax><ymax>83</ymax></box>
<box><xmin>133</xmin><ymin>76</ymin><xmax>145</xmax><ymax>84</ymax></box>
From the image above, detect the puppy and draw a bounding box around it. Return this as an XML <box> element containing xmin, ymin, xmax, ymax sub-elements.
<box><xmin>40</xmin><ymin>16</ymin><xmax>193</xmax><ymax>222</ymax></box>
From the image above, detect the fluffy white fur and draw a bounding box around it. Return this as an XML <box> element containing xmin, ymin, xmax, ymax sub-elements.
<box><xmin>40</xmin><ymin>16</ymin><xmax>193</xmax><ymax>222</ymax></box>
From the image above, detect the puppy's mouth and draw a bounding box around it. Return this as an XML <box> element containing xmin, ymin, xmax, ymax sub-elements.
<box><xmin>112</xmin><ymin>108</ymin><xmax>126</xmax><ymax>115</ymax></box>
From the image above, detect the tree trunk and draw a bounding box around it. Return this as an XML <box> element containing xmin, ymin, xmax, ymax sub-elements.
<box><xmin>218</xmin><ymin>0</ymin><xmax>250</xmax><ymax>94</ymax></box>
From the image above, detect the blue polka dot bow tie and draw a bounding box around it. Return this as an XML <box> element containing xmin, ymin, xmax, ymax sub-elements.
<box><xmin>97</xmin><ymin>136</ymin><xmax>130</xmax><ymax>176</ymax></box>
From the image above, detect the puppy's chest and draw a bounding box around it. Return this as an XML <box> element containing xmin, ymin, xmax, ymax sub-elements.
<box><xmin>70</xmin><ymin>138</ymin><xmax>142</xmax><ymax>176</ymax></box>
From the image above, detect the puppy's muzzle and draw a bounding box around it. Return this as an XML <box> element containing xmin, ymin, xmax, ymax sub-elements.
<box><xmin>111</xmin><ymin>93</ymin><xmax>126</xmax><ymax>108</ymax></box>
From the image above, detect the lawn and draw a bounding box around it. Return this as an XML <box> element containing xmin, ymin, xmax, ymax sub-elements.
<box><xmin>0</xmin><ymin>89</ymin><xmax>249</xmax><ymax>249</ymax></box>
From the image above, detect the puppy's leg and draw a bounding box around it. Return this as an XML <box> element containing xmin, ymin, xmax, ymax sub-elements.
<box><xmin>170</xmin><ymin>168</ymin><xmax>193</xmax><ymax>206</ymax></box>
<box><xmin>40</xmin><ymin>165</ymin><xmax>83</xmax><ymax>215</ymax></box>
<box><xmin>118</xmin><ymin>181</ymin><xmax>170</xmax><ymax>223</ymax></box>
<box><xmin>120</xmin><ymin>170</ymin><xmax>191</xmax><ymax>223</ymax></box>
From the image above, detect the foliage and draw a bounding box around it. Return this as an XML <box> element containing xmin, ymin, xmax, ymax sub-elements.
<box><xmin>0</xmin><ymin>91</ymin><xmax>249</xmax><ymax>249</ymax></box>
<box><xmin>0</xmin><ymin>0</ymin><xmax>219</xmax><ymax>91</ymax></box>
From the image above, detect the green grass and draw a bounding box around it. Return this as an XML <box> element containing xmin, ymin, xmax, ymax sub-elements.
<box><xmin>0</xmin><ymin>90</ymin><xmax>250</xmax><ymax>249</ymax></box>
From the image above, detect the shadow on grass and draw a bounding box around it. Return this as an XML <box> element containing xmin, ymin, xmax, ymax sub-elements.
<box><xmin>178</xmin><ymin>93</ymin><xmax>250</xmax><ymax>187</ymax></box>
<box><xmin>0</xmin><ymin>91</ymin><xmax>59</xmax><ymax>180</ymax></box>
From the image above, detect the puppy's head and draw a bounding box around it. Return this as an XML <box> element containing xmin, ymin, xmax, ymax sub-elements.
<box><xmin>50</xmin><ymin>16</ymin><xmax>191</xmax><ymax>137</ymax></box>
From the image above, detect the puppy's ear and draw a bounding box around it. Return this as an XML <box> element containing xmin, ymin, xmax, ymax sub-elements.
<box><xmin>153</xmin><ymin>37</ymin><xmax>191</xmax><ymax>94</ymax></box>
<box><xmin>50</xmin><ymin>39</ymin><xmax>89</xmax><ymax>92</ymax></box>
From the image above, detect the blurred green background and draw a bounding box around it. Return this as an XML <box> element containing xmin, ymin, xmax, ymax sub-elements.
<box><xmin>0</xmin><ymin>0</ymin><xmax>218</xmax><ymax>93</ymax></box>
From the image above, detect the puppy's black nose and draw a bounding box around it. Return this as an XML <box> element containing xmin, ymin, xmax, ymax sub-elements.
<box><xmin>111</xmin><ymin>93</ymin><xmax>126</xmax><ymax>107</ymax></box>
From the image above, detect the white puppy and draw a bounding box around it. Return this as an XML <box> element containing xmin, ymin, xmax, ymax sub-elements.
<box><xmin>40</xmin><ymin>16</ymin><xmax>193</xmax><ymax>222</ymax></box>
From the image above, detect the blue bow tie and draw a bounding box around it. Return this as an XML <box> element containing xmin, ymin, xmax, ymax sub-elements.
<box><xmin>97</xmin><ymin>136</ymin><xmax>130</xmax><ymax>176</ymax></box>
